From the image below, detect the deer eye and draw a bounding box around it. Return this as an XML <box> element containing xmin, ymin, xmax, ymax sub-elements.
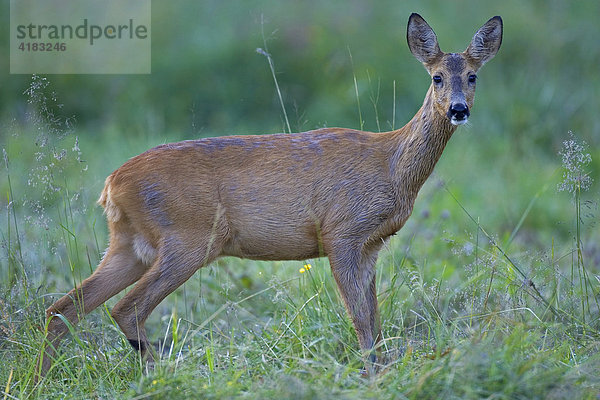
<box><xmin>468</xmin><ymin>74</ymin><xmax>477</xmax><ymax>83</ymax></box>
<box><xmin>432</xmin><ymin>75</ymin><xmax>443</xmax><ymax>85</ymax></box>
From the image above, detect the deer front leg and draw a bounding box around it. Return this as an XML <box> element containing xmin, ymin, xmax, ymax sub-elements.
<box><xmin>327</xmin><ymin>241</ymin><xmax>381</xmax><ymax>376</ymax></box>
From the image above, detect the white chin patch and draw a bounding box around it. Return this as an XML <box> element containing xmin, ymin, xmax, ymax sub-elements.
<box><xmin>451</xmin><ymin>117</ymin><xmax>468</xmax><ymax>126</ymax></box>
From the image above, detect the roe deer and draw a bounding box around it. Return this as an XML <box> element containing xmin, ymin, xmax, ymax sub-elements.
<box><xmin>37</xmin><ymin>13</ymin><xmax>502</xmax><ymax>379</ymax></box>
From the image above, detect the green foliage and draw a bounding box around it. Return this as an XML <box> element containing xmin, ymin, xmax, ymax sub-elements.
<box><xmin>1</xmin><ymin>1</ymin><xmax>600</xmax><ymax>398</ymax></box>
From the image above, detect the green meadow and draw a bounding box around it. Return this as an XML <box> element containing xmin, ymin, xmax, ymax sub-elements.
<box><xmin>1</xmin><ymin>1</ymin><xmax>599</xmax><ymax>398</ymax></box>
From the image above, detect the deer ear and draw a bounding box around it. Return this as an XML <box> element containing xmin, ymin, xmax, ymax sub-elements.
<box><xmin>466</xmin><ymin>16</ymin><xmax>503</xmax><ymax>68</ymax></box>
<box><xmin>407</xmin><ymin>13</ymin><xmax>442</xmax><ymax>66</ymax></box>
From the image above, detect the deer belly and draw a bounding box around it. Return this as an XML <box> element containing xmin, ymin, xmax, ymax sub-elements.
<box><xmin>221</xmin><ymin>214</ymin><xmax>322</xmax><ymax>261</ymax></box>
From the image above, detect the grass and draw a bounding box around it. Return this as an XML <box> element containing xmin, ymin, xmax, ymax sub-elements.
<box><xmin>2</xmin><ymin>24</ymin><xmax>600</xmax><ymax>400</ymax></box>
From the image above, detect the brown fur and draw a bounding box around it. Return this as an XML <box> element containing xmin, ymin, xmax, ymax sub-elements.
<box><xmin>36</xmin><ymin>13</ymin><xmax>502</xmax><ymax>380</ymax></box>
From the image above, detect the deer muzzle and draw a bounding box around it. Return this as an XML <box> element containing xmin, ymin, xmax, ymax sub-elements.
<box><xmin>448</xmin><ymin>102</ymin><xmax>470</xmax><ymax>125</ymax></box>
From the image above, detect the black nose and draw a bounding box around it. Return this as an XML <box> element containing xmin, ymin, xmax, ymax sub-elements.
<box><xmin>448</xmin><ymin>103</ymin><xmax>470</xmax><ymax>121</ymax></box>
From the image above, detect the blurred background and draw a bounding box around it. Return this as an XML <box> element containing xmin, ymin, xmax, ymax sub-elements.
<box><xmin>2</xmin><ymin>0</ymin><xmax>599</xmax><ymax>142</ymax></box>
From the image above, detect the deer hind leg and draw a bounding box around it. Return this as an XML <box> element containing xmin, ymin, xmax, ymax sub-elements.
<box><xmin>110</xmin><ymin>232</ymin><xmax>222</xmax><ymax>363</ymax></box>
<box><xmin>327</xmin><ymin>241</ymin><xmax>381</xmax><ymax>376</ymax></box>
<box><xmin>38</xmin><ymin>226</ymin><xmax>148</xmax><ymax>377</ymax></box>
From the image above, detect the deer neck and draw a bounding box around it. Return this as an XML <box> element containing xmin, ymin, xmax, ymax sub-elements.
<box><xmin>390</xmin><ymin>85</ymin><xmax>458</xmax><ymax>198</ymax></box>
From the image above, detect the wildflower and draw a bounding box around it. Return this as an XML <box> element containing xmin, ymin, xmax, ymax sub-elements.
<box><xmin>558</xmin><ymin>131</ymin><xmax>593</xmax><ymax>195</ymax></box>
<box><xmin>299</xmin><ymin>263</ymin><xmax>312</xmax><ymax>273</ymax></box>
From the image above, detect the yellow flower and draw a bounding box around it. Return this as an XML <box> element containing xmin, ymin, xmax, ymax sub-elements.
<box><xmin>299</xmin><ymin>263</ymin><xmax>312</xmax><ymax>273</ymax></box>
